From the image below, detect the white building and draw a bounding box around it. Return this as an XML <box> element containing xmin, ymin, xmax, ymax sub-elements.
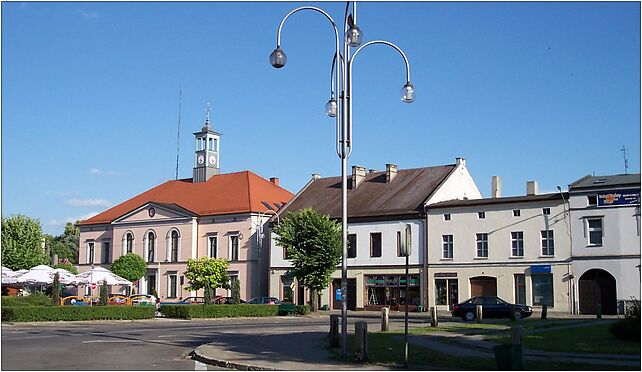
<box><xmin>426</xmin><ymin>178</ymin><xmax>573</xmax><ymax>313</ymax></box>
<box><xmin>568</xmin><ymin>174</ymin><xmax>641</xmax><ymax>315</ymax></box>
<box><xmin>269</xmin><ymin>159</ymin><xmax>482</xmax><ymax>311</ymax></box>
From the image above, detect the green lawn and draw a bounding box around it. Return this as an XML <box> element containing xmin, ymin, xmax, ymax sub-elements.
<box><xmin>327</xmin><ymin>332</ymin><xmax>639</xmax><ymax>370</ymax></box>
<box><xmin>486</xmin><ymin>323</ymin><xmax>641</xmax><ymax>355</ymax></box>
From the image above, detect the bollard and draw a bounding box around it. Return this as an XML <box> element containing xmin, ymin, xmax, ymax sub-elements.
<box><xmin>510</xmin><ymin>326</ymin><xmax>524</xmax><ymax>346</ymax></box>
<box><xmin>430</xmin><ymin>306</ymin><xmax>439</xmax><ymax>327</ymax></box>
<box><xmin>329</xmin><ymin>314</ymin><xmax>339</xmax><ymax>347</ymax></box>
<box><xmin>355</xmin><ymin>321</ymin><xmax>368</xmax><ymax>362</ymax></box>
<box><xmin>381</xmin><ymin>307</ymin><xmax>389</xmax><ymax>332</ymax></box>
<box><xmin>541</xmin><ymin>304</ymin><xmax>548</xmax><ymax>320</ymax></box>
<box><xmin>596</xmin><ymin>304</ymin><xmax>602</xmax><ymax>319</ymax></box>
<box><xmin>476</xmin><ymin>304</ymin><xmax>483</xmax><ymax>323</ymax></box>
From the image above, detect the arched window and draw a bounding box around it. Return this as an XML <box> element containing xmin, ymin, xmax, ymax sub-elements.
<box><xmin>146</xmin><ymin>231</ymin><xmax>156</xmax><ymax>262</ymax></box>
<box><xmin>171</xmin><ymin>230</ymin><xmax>179</xmax><ymax>262</ymax></box>
<box><xmin>126</xmin><ymin>232</ymin><xmax>134</xmax><ymax>254</ymax></box>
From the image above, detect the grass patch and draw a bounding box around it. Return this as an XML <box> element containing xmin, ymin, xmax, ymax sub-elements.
<box><xmin>1</xmin><ymin>294</ymin><xmax>52</xmax><ymax>307</ymax></box>
<box><xmin>395</xmin><ymin>323</ymin><xmax>509</xmax><ymax>335</ymax></box>
<box><xmin>327</xmin><ymin>332</ymin><xmax>638</xmax><ymax>370</ymax></box>
<box><xmin>486</xmin><ymin>323</ymin><xmax>640</xmax><ymax>355</ymax></box>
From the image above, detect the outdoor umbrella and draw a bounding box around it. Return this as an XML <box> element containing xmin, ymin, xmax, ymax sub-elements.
<box><xmin>1</xmin><ymin>267</ymin><xmax>17</xmax><ymax>285</ymax></box>
<box><xmin>52</xmin><ymin>268</ymin><xmax>76</xmax><ymax>285</ymax></box>
<box><xmin>70</xmin><ymin>266</ymin><xmax>132</xmax><ymax>286</ymax></box>
<box><xmin>14</xmin><ymin>265</ymin><xmax>55</xmax><ymax>285</ymax></box>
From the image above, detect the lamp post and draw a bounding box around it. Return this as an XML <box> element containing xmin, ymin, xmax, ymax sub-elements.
<box><xmin>270</xmin><ymin>1</ymin><xmax>415</xmax><ymax>357</ymax></box>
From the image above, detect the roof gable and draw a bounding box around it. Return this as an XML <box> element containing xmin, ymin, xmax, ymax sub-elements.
<box><xmin>113</xmin><ymin>202</ymin><xmax>196</xmax><ymax>224</ymax></box>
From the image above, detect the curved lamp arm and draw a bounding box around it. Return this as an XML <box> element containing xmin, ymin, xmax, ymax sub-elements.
<box><xmin>273</xmin><ymin>6</ymin><xmax>344</xmax><ymax>159</ymax></box>
<box><xmin>347</xmin><ymin>40</ymin><xmax>413</xmax><ymax>157</ymax></box>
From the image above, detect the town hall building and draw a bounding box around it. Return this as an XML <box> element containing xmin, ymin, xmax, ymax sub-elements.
<box><xmin>77</xmin><ymin>111</ymin><xmax>293</xmax><ymax>301</ymax></box>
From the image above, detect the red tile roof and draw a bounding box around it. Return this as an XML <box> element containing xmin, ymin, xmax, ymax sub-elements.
<box><xmin>78</xmin><ymin>171</ymin><xmax>294</xmax><ymax>226</ymax></box>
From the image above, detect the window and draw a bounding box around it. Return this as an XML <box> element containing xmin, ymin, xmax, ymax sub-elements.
<box><xmin>208</xmin><ymin>138</ymin><xmax>213</xmax><ymax>151</ymax></box>
<box><xmin>587</xmin><ymin>218</ymin><xmax>603</xmax><ymax>246</ymax></box>
<box><xmin>283</xmin><ymin>246</ymin><xmax>290</xmax><ymax>260</ymax></box>
<box><xmin>208</xmin><ymin>236</ymin><xmax>218</xmax><ymax>258</ymax></box>
<box><xmin>435</xmin><ymin>278</ymin><xmax>458</xmax><ymax>307</ymax></box>
<box><xmin>478</xmin><ymin>212</ymin><xmax>486</xmax><ymax>219</ymax></box>
<box><xmin>348</xmin><ymin>234</ymin><xmax>357</xmax><ymax>258</ymax></box>
<box><xmin>168</xmin><ymin>273</ymin><xmax>178</xmax><ymax>298</ymax></box>
<box><xmin>87</xmin><ymin>242</ymin><xmax>94</xmax><ymax>264</ymax></box>
<box><xmin>126</xmin><ymin>233</ymin><xmax>133</xmax><ymax>254</ymax></box>
<box><xmin>444</xmin><ymin>214</ymin><xmax>451</xmax><ymax>221</ymax></box>
<box><xmin>370</xmin><ymin>233</ymin><xmax>382</xmax><ymax>257</ymax></box>
<box><xmin>511</xmin><ymin>231</ymin><xmax>524</xmax><ymax>257</ymax></box>
<box><xmin>281</xmin><ymin>276</ymin><xmax>293</xmax><ymax>303</ymax></box>
<box><xmin>476</xmin><ymin>233</ymin><xmax>488</xmax><ymax>258</ymax></box>
<box><xmin>230</xmin><ymin>235</ymin><xmax>239</xmax><ymax>261</ymax></box>
<box><xmin>542</xmin><ymin>208</ymin><xmax>550</xmax><ymax>215</ymax></box>
<box><xmin>587</xmin><ymin>195</ymin><xmax>597</xmax><ymax>206</ymax></box>
<box><xmin>442</xmin><ymin>235</ymin><xmax>453</xmax><ymax>259</ymax></box>
<box><xmin>532</xmin><ymin>274</ymin><xmax>553</xmax><ymax>307</ymax></box>
<box><xmin>514</xmin><ymin>274</ymin><xmax>526</xmax><ymax>305</ymax></box>
<box><xmin>101</xmin><ymin>241</ymin><xmax>110</xmax><ymax>264</ymax></box>
<box><xmin>146</xmin><ymin>232</ymin><xmax>155</xmax><ymax>262</ymax></box>
<box><xmin>513</xmin><ymin>210</ymin><xmax>521</xmax><ymax>217</ymax></box>
<box><xmin>170</xmin><ymin>231</ymin><xmax>179</xmax><ymax>262</ymax></box>
<box><xmin>541</xmin><ymin>230</ymin><xmax>554</xmax><ymax>256</ymax></box>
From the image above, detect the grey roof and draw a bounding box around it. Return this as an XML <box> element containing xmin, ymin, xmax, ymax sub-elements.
<box><xmin>278</xmin><ymin>165</ymin><xmax>456</xmax><ymax>219</ymax></box>
<box><xmin>428</xmin><ymin>192</ymin><xmax>567</xmax><ymax>209</ymax></box>
<box><xmin>570</xmin><ymin>174</ymin><xmax>641</xmax><ymax>190</ymax></box>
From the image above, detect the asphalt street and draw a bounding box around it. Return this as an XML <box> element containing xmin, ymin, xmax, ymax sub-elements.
<box><xmin>1</xmin><ymin>314</ymin><xmax>430</xmax><ymax>370</ymax></box>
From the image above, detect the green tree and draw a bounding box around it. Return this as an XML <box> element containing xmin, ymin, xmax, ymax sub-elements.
<box><xmin>111</xmin><ymin>253</ymin><xmax>147</xmax><ymax>295</ymax></box>
<box><xmin>231</xmin><ymin>277</ymin><xmax>241</xmax><ymax>304</ymax></box>
<box><xmin>273</xmin><ymin>208</ymin><xmax>341</xmax><ymax>311</ymax></box>
<box><xmin>53</xmin><ymin>262</ymin><xmax>79</xmax><ymax>275</ymax></box>
<box><xmin>1</xmin><ymin>215</ymin><xmax>49</xmax><ymax>270</ymax></box>
<box><xmin>99</xmin><ymin>282</ymin><xmax>109</xmax><ymax>306</ymax></box>
<box><xmin>52</xmin><ymin>272</ymin><xmax>61</xmax><ymax>306</ymax></box>
<box><xmin>184</xmin><ymin>257</ymin><xmax>230</xmax><ymax>304</ymax></box>
<box><xmin>59</xmin><ymin>222</ymin><xmax>80</xmax><ymax>264</ymax></box>
<box><xmin>45</xmin><ymin>234</ymin><xmax>74</xmax><ymax>264</ymax></box>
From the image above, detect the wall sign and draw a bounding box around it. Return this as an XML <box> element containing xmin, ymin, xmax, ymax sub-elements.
<box><xmin>435</xmin><ymin>272</ymin><xmax>458</xmax><ymax>278</ymax></box>
<box><xmin>597</xmin><ymin>189</ymin><xmax>640</xmax><ymax>207</ymax></box>
<box><xmin>530</xmin><ymin>265</ymin><xmax>551</xmax><ymax>274</ymax></box>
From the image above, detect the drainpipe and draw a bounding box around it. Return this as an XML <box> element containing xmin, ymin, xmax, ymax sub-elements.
<box><xmin>422</xmin><ymin>211</ymin><xmax>429</xmax><ymax>311</ymax></box>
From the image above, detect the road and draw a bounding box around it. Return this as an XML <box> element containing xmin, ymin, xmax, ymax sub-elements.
<box><xmin>1</xmin><ymin>314</ymin><xmax>431</xmax><ymax>370</ymax></box>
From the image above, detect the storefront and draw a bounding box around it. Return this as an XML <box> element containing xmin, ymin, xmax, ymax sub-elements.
<box><xmin>364</xmin><ymin>274</ymin><xmax>420</xmax><ymax>311</ymax></box>
<box><xmin>434</xmin><ymin>273</ymin><xmax>459</xmax><ymax>309</ymax></box>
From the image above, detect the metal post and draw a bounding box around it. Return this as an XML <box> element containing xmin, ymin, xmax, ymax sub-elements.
<box><xmin>476</xmin><ymin>304</ymin><xmax>483</xmax><ymax>323</ymax></box>
<box><xmin>330</xmin><ymin>314</ymin><xmax>339</xmax><ymax>347</ymax></box>
<box><xmin>404</xmin><ymin>253</ymin><xmax>409</xmax><ymax>367</ymax></box>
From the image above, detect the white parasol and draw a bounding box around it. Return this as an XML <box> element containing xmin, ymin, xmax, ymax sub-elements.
<box><xmin>13</xmin><ymin>265</ymin><xmax>56</xmax><ymax>285</ymax></box>
<box><xmin>71</xmin><ymin>266</ymin><xmax>132</xmax><ymax>286</ymax></box>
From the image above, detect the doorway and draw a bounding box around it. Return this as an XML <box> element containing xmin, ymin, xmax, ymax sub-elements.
<box><xmin>470</xmin><ymin>276</ymin><xmax>497</xmax><ymax>297</ymax></box>
<box><xmin>514</xmin><ymin>274</ymin><xmax>526</xmax><ymax>305</ymax></box>
<box><xmin>579</xmin><ymin>269</ymin><xmax>617</xmax><ymax>314</ymax></box>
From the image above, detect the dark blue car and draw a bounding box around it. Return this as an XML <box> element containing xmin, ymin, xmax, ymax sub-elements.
<box><xmin>451</xmin><ymin>296</ymin><xmax>533</xmax><ymax>321</ymax></box>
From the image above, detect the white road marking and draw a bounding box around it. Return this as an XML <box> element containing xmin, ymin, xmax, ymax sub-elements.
<box><xmin>194</xmin><ymin>360</ymin><xmax>208</xmax><ymax>371</ymax></box>
<box><xmin>82</xmin><ymin>340</ymin><xmax>141</xmax><ymax>343</ymax></box>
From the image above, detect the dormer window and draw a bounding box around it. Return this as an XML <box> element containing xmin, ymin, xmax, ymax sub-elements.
<box><xmin>478</xmin><ymin>212</ymin><xmax>486</xmax><ymax>219</ymax></box>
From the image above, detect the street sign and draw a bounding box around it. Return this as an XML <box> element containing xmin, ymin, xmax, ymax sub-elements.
<box><xmin>335</xmin><ymin>288</ymin><xmax>342</xmax><ymax>301</ymax></box>
<box><xmin>400</xmin><ymin>223</ymin><xmax>412</xmax><ymax>256</ymax></box>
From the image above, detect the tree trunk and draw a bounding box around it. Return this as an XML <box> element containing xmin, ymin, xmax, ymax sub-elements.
<box><xmin>310</xmin><ymin>288</ymin><xmax>318</xmax><ymax>312</ymax></box>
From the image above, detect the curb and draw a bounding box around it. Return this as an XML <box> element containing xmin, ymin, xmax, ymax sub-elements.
<box><xmin>191</xmin><ymin>348</ymin><xmax>279</xmax><ymax>371</ymax></box>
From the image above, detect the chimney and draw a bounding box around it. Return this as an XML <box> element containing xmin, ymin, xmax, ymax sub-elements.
<box><xmin>312</xmin><ymin>173</ymin><xmax>321</xmax><ymax>180</ymax></box>
<box><xmin>269</xmin><ymin>177</ymin><xmax>279</xmax><ymax>186</ymax></box>
<box><xmin>352</xmin><ymin>166</ymin><xmax>366</xmax><ymax>189</ymax></box>
<box><xmin>491</xmin><ymin>176</ymin><xmax>502</xmax><ymax>198</ymax></box>
<box><xmin>456</xmin><ymin>157</ymin><xmax>466</xmax><ymax>167</ymax></box>
<box><xmin>386</xmin><ymin>163</ymin><xmax>398</xmax><ymax>183</ymax></box>
<box><xmin>526</xmin><ymin>180</ymin><xmax>539</xmax><ymax>195</ymax></box>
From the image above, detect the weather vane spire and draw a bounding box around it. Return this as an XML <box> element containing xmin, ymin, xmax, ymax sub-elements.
<box><xmin>205</xmin><ymin>102</ymin><xmax>212</xmax><ymax>126</ymax></box>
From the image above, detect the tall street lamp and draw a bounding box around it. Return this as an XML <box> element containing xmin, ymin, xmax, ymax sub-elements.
<box><xmin>269</xmin><ymin>1</ymin><xmax>415</xmax><ymax>357</ymax></box>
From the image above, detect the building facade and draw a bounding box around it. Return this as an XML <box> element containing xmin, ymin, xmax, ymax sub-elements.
<box><xmin>269</xmin><ymin>158</ymin><xmax>482</xmax><ymax>310</ymax></box>
<box><xmin>426</xmin><ymin>179</ymin><xmax>573</xmax><ymax>313</ymax></box>
<box><xmin>568</xmin><ymin>174</ymin><xmax>641</xmax><ymax>315</ymax></box>
<box><xmin>77</xmin><ymin>115</ymin><xmax>293</xmax><ymax>301</ymax></box>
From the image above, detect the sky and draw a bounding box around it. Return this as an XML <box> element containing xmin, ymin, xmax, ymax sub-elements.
<box><xmin>2</xmin><ymin>1</ymin><xmax>640</xmax><ymax>236</ymax></box>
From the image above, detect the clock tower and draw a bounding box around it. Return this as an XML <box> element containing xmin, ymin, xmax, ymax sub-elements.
<box><xmin>193</xmin><ymin>103</ymin><xmax>221</xmax><ymax>182</ymax></box>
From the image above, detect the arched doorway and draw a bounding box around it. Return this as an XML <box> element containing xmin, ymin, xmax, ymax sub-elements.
<box><xmin>579</xmin><ymin>269</ymin><xmax>617</xmax><ymax>315</ymax></box>
<box><xmin>470</xmin><ymin>276</ymin><xmax>497</xmax><ymax>297</ymax></box>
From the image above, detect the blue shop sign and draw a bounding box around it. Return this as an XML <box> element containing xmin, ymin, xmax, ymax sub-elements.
<box><xmin>335</xmin><ymin>288</ymin><xmax>343</xmax><ymax>301</ymax></box>
<box><xmin>597</xmin><ymin>189</ymin><xmax>640</xmax><ymax>207</ymax></box>
<box><xmin>531</xmin><ymin>265</ymin><xmax>551</xmax><ymax>274</ymax></box>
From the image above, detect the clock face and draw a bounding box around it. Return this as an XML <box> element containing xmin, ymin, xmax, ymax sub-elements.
<box><xmin>209</xmin><ymin>155</ymin><xmax>217</xmax><ymax>165</ymax></box>
<box><xmin>197</xmin><ymin>155</ymin><xmax>205</xmax><ymax>165</ymax></box>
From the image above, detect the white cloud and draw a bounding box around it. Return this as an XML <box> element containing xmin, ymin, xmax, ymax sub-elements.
<box><xmin>45</xmin><ymin>191</ymin><xmax>72</xmax><ymax>197</ymax></box>
<box><xmin>65</xmin><ymin>198</ymin><xmax>111</xmax><ymax>207</ymax></box>
<box><xmin>48</xmin><ymin>212</ymin><xmax>98</xmax><ymax>227</ymax></box>
<box><xmin>76</xmin><ymin>9</ymin><xmax>99</xmax><ymax>19</ymax></box>
<box><xmin>89</xmin><ymin>168</ymin><xmax>123</xmax><ymax>176</ymax></box>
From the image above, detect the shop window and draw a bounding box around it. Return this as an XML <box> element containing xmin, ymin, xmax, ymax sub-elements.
<box><xmin>365</xmin><ymin>275</ymin><xmax>419</xmax><ymax>307</ymax></box>
<box><xmin>370</xmin><ymin>233</ymin><xmax>382</xmax><ymax>257</ymax></box>
<box><xmin>281</xmin><ymin>276</ymin><xmax>293</xmax><ymax>303</ymax></box>
<box><xmin>435</xmin><ymin>278</ymin><xmax>458</xmax><ymax>307</ymax></box>
<box><xmin>532</xmin><ymin>274</ymin><xmax>553</xmax><ymax>307</ymax></box>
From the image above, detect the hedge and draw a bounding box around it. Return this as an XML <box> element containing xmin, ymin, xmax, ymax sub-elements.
<box><xmin>2</xmin><ymin>294</ymin><xmax>52</xmax><ymax>307</ymax></box>
<box><xmin>609</xmin><ymin>319</ymin><xmax>641</xmax><ymax>341</ymax></box>
<box><xmin>2</xmin><ymin>306</ymin><xmax>156</xmax><ymax>322</ymax></box>
<box><xmin>160</xmin><ymin>304</ymin><xmax>278</xmax><ymax>319</ymax></box>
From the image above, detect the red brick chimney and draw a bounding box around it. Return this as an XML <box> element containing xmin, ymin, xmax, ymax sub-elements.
<box><xmin>269</xmin><ymin>177</ymin><xmax>280</xmax><ymax>186</ymax></box>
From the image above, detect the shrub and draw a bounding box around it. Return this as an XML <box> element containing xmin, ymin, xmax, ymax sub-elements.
<box><xmin>294</xmin><ymin>304</ymin><xmax>310</xmax><ymax>315</ymax></box>
<box><xmin>1</xmin><ymin>305</ymin><xmax>155</xmax><ymax>322</ymax></box>
<box><xmin>2</xmin><ymin>293</ymin><xmax>52</xmax><ymax>307</ymax></box>
<box><xmin>609</xmin><ymin>318</ymin><xmax>641</xmax><ymax>341</ymax></box>
<box><xmin>160</xmin><ymin>304</ymin><xmax>278</xmax><ymax>319</ymax></box>
<box><xmin>99</xmin><ymin>283</ymin><xmax>108</xmax><ymax>306</ymax></box>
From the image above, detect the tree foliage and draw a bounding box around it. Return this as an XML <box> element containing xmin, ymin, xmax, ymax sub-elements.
<box><xmin>45</xmin><ymin>222</ymin><xmax>80</xmax><ymax>264</ymax></box>
<box><xmin>54</xmin><ymin>262</ymin><xmax>79</xmax><ymax>275</ymax></box>
<box><xmin>110</xmin><ymin>253</ymin><xmax>147</xmax><ymax>283</ymax></box>
<box><xmin>273</xmin><ymin>208</ymin><xmax>341</xmax><ymax>311</ymax></box>
<box><xmin>231</xmin><ymin>277</ymin><xmax>241</xmax><ymax>304</ymax></box>
<box><xmin>99</xmin><ymin>283</ymin><xmax>109</xmax><ymax>306</ymax></box>
<box><xmin>184</xmin><ymin>257</ymin><xmax>230</xmax><ymax>296</ymax></box>
<box><xmin>1</xmin><ymin>215</ymin><xmax>49</xmax><ymax>270</ymax></box>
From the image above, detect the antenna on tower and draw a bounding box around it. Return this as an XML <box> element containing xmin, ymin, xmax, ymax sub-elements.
<box><xmin>175</xmin><ymin>85</ymin><xmax>182</xmax><ymax>180</ymax></box>
<box><xmin>621</xmin><ymin>145</ymin><xmax>629</xmax><ymax>175</ymax></box>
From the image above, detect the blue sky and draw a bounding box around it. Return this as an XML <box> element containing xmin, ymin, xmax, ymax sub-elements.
<box><xmin>2</xmin><ymin>1</ymin><xmax>640</xmax><ymax>235</ymax></box>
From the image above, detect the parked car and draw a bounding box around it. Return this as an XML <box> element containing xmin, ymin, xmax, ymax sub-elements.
<box><xmin>213</xmin><ymin>296</ymin><xmax>246</xmax><ymax>304</ymax></box>
<box><xmin>451</xmin><ymin>296</ymin><xmax>533</xmax><ymax>321</ymax></box>
<box><xmin>245</xmin><ymin>297</ymin><xmax>281</xmax><ymax>305</ymax></box>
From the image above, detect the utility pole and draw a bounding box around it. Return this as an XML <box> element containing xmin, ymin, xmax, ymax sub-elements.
<box><xmin>621</xmin><ymin>145</ymin><xmax>629</xmax><ymax>174</ymax></box>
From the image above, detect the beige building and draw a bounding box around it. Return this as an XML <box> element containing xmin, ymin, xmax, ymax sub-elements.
<box><xmin>77</xmin><ymin>116</ymin><xmax>292</xmax><ymax>301</ymax></box>
<box><xmin>426</xmin><ymin>179</ymin><xmax>573</xmax><ymax>313</ymax></box>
